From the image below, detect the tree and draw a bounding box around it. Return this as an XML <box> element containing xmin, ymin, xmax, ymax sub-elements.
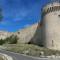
<box><xmin>0</xmin><ymin>39</ymin><xmax>5</xmax><ymax>45</ymax></box>
<box><xmin>9</xmin><ymin>35</ymin><xmax>18</xmax><ymax>44</ymax></box>
<box><xmin>5</xmin><ymin>35</ymin><xmax>18</xmax><ymax>44</ymax></box>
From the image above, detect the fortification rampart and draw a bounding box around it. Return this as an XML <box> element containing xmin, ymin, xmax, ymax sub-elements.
<box><xmin>42</xmin><ymin>2</ymin><xmax>60</xmax><ymax>50</ymax></box>
<box><xmin>42</xmin><ymin>2</ymin><xmax>60</xmax><ymax>15</ymax></box>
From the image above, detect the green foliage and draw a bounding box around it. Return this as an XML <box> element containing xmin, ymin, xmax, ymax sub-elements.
<box><xmin>0</xmin><ymin>39</ymin><xmax>5</xmax><ymax>45</ymax></box>
<box><xmin>0</xmin><ymin>35</ymin><xmax>18</xmax><ymax>45</ymax></box>
<box><xmin>4</xmin><ymin>35</ymin><xmax>18</xmax><ymax>44</ymax></box>
<box><xmin>4</xmin><ymin>44</ymin><xmax>60</xmax><ymax>57</ymax></box>
<box><xmin>8</xmin><ymin>35</ymin><xmax>18</xmax><ymax>44</ymax></box>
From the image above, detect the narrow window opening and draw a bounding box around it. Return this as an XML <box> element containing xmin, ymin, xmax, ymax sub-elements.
<box><xmin>58</xmin><ymin>15</ymin><xmax>60</xmax><ymax>17</ymax></box>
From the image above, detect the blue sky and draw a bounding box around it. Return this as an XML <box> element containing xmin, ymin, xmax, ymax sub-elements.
<box><xmin>0</xmin><ymin>0</ymin><xmax>50</xmax><ymax>32</ymax></box>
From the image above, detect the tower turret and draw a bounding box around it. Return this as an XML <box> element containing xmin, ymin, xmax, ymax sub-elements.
<box><xmin>42</xmin><ymin>0</ymin><xmax>60</xmax><ymax>50</ymax></box>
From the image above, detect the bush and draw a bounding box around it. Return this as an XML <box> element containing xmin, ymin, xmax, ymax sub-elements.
<box><xmin>5</xmin><ymin>35</ymin><xmax>18</xmax><ymax>44</ymax></box>
<box><xmin>9</xmin><ymin>35</ymin><xmax>18</xmax><ymax>44</ymax></box>
<box><xmin>0</xmin><ymin>39</ymin><xmax>5</xmax><ymax>45</ymax></box>
<box><xmin>0</xmin><ymin>35</ymin><xmax>18</xmax><ymax>45</ymax></box>
<box><xmin>4</xmin><ymin>44</ymin><xmax>60</xmax><ymax>57</ymax></box>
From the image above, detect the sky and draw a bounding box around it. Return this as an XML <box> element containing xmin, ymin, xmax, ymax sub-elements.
<box><xmin>0</xmin><ymin>0</ymin><xmax>51</xmax><ymax>32</ymax></box>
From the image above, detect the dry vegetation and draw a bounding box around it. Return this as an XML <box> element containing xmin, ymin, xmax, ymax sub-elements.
<box><xmin>0</xmin><ymin>55</ymin><xmax>4</xmax><ymax>60</ymax></box>
<box><xmin>3</xmin><ymin>44</ymin><xmax>60</xmax><ymax>57</ymax></box>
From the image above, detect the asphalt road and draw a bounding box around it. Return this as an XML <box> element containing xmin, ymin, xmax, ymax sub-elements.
<box><xmin>0</xmin><ymin>49</ymin><xmax>60</xmax><ymax>60</ymax></box>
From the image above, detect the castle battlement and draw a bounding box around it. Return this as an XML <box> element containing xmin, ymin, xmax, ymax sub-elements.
<box><xmin>41</xmin><ymin>1</ymin><xmax>60</xmax><ymax>50</ymax></box>
<box><xmin>42</xmin><ymin>2</ymin><xmax>60</xmax><ymax>15</ymax></box>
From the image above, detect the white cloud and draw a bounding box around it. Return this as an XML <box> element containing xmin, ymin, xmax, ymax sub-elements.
<box><xmin>23</xmin><ymin>24</ymin><xmax>31</xmax><ymax>28</ymax></box>
<box><xmin>0</xmin><ymin>21</ymin><xmax>11</xmax><ymax>25</ymax></box>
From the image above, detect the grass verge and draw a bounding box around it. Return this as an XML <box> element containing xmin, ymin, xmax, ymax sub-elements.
<box><xmin>3</xmin><ymin>44</ymin><xmax>60</xmax><ymax>57</ymax></box>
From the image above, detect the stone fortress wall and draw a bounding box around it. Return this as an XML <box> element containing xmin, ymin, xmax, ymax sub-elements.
<box><xmin>0</xmin><ymin>31</ymin><xmax>13</xmax><ymax>40</ymax></box>
<box><xmin>42</xmin><ymin>2</ymin><xmax>60</xmax><ymax>50</ymax></box>
<box><xmin>1</xmin><ymin>1</ymin><xmax>60</xmax><ymax>51</ymax></box>
<box><xmin>0</xmin><ymin>23</ymin><xmax>41</xmax><ymax>45</ymax></box>
<box><xmin>15</xmin><ymin>23</ymin><xmax>42</xmax><ymax>45</ymax></box>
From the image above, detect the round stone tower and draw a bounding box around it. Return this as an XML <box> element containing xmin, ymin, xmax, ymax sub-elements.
<box><xmin>42</xmin><ymin>0</ymin><xmax>60</xmax><ymax>50</ymax></box>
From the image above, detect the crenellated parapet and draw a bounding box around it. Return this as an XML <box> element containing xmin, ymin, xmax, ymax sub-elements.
<box><xmin>41</xmin><ymin>2</ymin><xmax>60</xmax><ymax>50</ymax></box>
<box><xmin>43</xmin><ymin>6</ymin><xmax>60</xmax><ymax>14</ymax></box>
<box><xmin>42</xmin><ymin>2</ymin><xmax>60</xmax><ymax>15</ymax></box>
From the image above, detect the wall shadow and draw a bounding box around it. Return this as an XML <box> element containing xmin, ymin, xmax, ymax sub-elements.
<box><xmin>27</xmin><ymin>22</ymin><xmax>42</xmax><ymax>47</ymax></box>
<box><xmin>28</xmin><ymin>20</ymin><xmax>46</xmax><ymax>47</ymax></box>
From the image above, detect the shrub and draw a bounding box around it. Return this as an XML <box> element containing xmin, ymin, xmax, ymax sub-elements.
<box><xmin>9</xmin><ymin>35</ymin><xmax>18</xmax><ymax>44</ymax></box>
<box><xmin>0</xmin><ymin>39</ymin><xmax>5</xmax><ymax>45</ymax></box>
<box><xmin>0</xmin><ymin>35</ymin><xmax>18</xmax><ymax>45</ymax></box>
<box><xmin>4</xmin><ymin>44</ymin><xmax>60</xmax><ymax>57</ymax></box>
<box><xmin>5</xmin><ymin>35</ymin><xmax>18</xmax><ymax>44</ymax></box>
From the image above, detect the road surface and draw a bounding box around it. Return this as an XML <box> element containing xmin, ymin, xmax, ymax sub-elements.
<box><xmin>0</xmin><ymin>49</ymin><xmax>60</xmax><ymax>60</ymax></box>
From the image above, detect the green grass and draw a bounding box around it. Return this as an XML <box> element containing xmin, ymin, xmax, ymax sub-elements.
<box><xmin>3</xmin><ymin>44</ymin><xmax>60</xmax><ymax>57</ymax></box>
